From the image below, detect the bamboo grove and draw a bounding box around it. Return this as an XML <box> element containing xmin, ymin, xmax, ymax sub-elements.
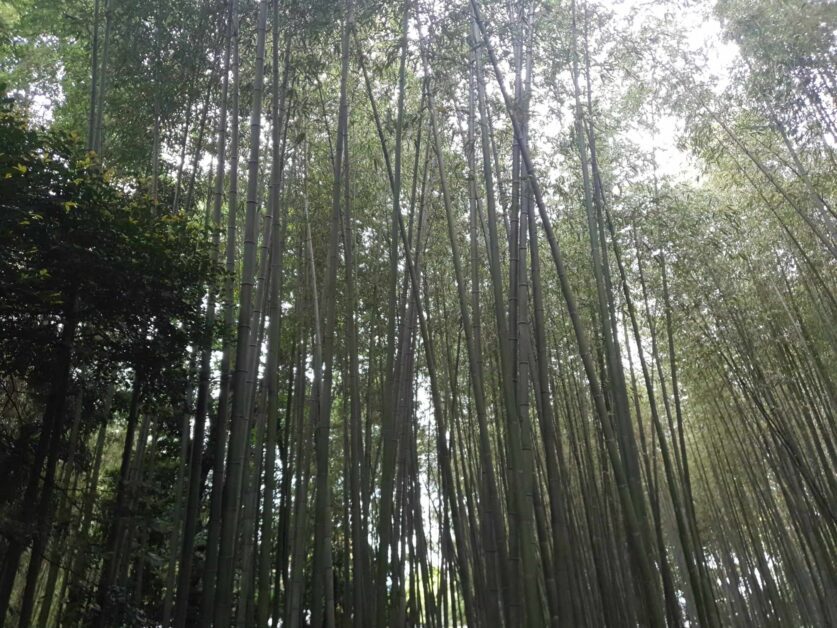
<box><xmin>0</xmin><ymin>0</ymin><xmax>834</xmax><ymax>625</ymax></box>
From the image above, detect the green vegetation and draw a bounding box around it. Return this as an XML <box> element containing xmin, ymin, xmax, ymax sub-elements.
<box><xmin>0</xmin><ymin>0</ymin><xmax>833</xmax><ymax>626</ymax></box>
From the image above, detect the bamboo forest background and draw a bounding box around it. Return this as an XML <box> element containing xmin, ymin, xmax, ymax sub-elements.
<box><xmin>0</xmin><ymin>0</ymin><xmax>834</xmax><ymax>625</ymax></box>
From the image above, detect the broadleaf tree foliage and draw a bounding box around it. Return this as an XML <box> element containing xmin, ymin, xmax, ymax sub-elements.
<box><xmin>0</xmin><ymin>0</ymin><xmax>834</xmax><ymax>625</ymax></box>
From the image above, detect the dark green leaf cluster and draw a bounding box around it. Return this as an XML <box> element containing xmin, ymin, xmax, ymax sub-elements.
<box><xmin>0</xmin><ymin>88</ymin><xmax>217</xmax><ymax>388</ymax></box>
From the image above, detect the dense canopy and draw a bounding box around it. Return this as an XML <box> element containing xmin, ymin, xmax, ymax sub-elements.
<box><xmin>0</xmin><ymin>0</ymin><xmax>834</xmax><ymax>626</ymax></box>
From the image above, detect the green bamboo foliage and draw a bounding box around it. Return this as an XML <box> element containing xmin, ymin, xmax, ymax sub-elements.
<box><xmin>1</xmin><ymin>0</ymin><xmax>834</xmax><ymax>626</ymax></box>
